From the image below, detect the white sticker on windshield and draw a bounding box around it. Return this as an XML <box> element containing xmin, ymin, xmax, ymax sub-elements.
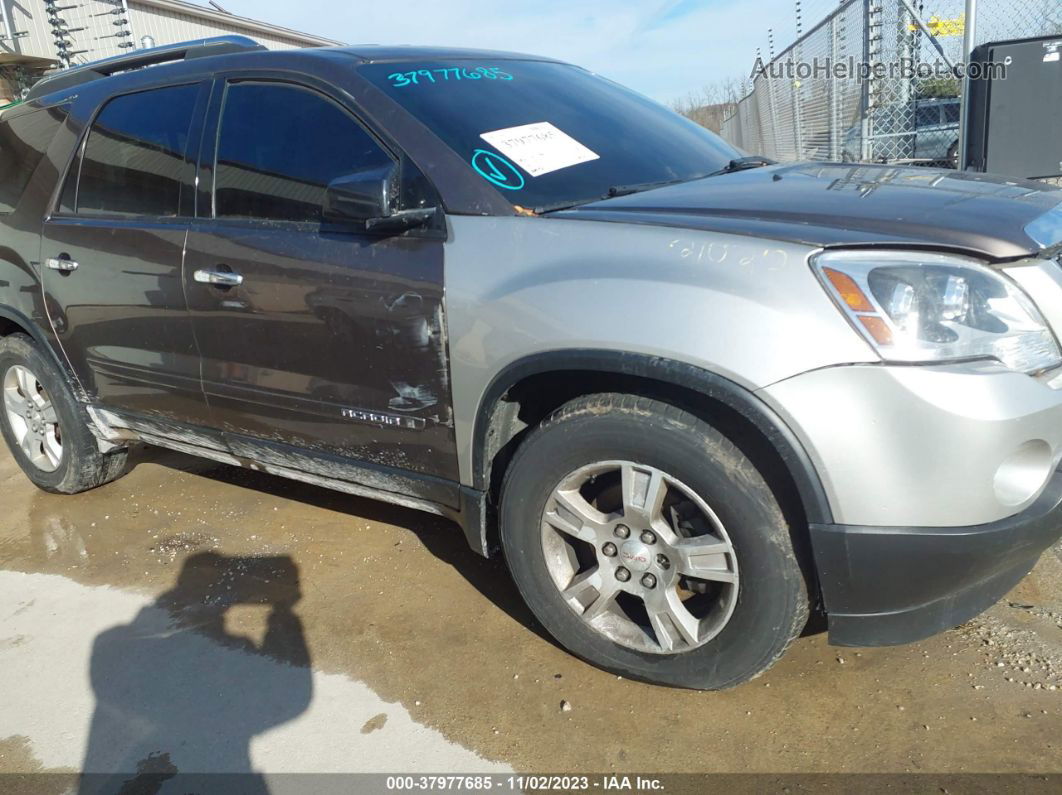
<box><xmin>480</xmin><ymin>122</ymin><xmax>599</xmax><ymax>177</ymax></box>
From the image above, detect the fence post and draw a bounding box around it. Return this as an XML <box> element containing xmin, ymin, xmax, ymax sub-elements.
<box><xmin>861</xmin><ymin>0</ymin><xmax>885</xmax><ymax>161</ymax></box>
<box><xmin>830</xmin><ymin>14</ymin><xmax>840</xmax><ymax>160</ymax></box>
<box><xmin>765</xmin><ymin>69</ymin><xmax>778</xmax><ymax>159</ymax></box>
<box><xmin>793</xmin><ymin>49</ymin><xmax>804</xmax><ymax>159</ymax></box>
<box><xmin>958</xmin><ymin>0</ymin><xmax>978</xmax><ymax>170</ymax></box>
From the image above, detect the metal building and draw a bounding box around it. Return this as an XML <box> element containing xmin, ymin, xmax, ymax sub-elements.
<box><xmin>0</xmin><ymin>0</ymin><xmax>340</xmax><ymax>104</ymax></box>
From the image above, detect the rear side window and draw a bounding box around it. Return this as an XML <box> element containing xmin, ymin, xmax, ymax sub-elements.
<box><xmin>72</xmin><ymin>83</ymin><xmax>198</xmax><ymax>217</ymax></box>
<box><xmin>914</xmin><ymin>106</ymin><xmax>939</xmax><ymax>128</ymax></box>
<box><xmin>214</xmin><ymin>82</ymin><xmax>393</xmax><ymax>222</ymax></box>
<box><xmin>0</xmin><ymin>106</ymin><xmax>66</xmax><ymax>214</ymax></box>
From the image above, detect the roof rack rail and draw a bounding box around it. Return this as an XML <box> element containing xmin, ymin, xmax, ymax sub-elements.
<box><xmin>24</xmin><ymin>35</ymin><xmax>265</xmax><ymax>101</ymax></box>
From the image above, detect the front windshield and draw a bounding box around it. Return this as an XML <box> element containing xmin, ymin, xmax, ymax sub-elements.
<box><xmin>359</xmin><ymin>60</ymin><xmax>741</xmax><ymax>211</ymax></box>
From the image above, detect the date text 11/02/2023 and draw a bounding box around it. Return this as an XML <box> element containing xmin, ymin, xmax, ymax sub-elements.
<box><xmin>386</xmin><ymin>66</ymin><xmax>514</xmax><ymax>87</ymax></box>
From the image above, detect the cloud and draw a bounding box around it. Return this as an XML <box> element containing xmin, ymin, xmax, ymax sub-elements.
<box><xmin>640</xmin><ymin>0</ymin><xmax>709</xmax><ymax>32</ymax></box>
<box><xmin>216</xmin><ymin>0</ymin><xmax>795</xmax><ymax>100</ymax></box>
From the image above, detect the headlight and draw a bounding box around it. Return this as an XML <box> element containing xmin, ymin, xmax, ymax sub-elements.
<box><xmin>813</xmin><ymin>250</ymin><xmax>1061</xmax><ymax>373</ymax></box>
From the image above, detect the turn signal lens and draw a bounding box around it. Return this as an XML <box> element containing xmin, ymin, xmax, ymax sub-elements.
<box><xmin>823</xmin><ymin>267</ymin><xmax>875</xmax><ymax>312</ymax></box>
<box><xmin>858</xmin><ymin>316</ymin><xmax>894</xmax><ymax>345</ymax></box>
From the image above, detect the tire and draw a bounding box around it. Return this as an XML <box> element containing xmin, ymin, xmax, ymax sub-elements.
<box><xmin>946</xmin><ymin>142</ymin><xmax>958</xmax><ymax>169</ymax></box>
<box><xmin>0</xmin><ymin>333</ymin><xmax>128</xmax><ymax>494</ymax></box>
<box><xmin>500</xmin><ymin>393</ymin><xmax>809</xmax><ymax>690</ymax></box>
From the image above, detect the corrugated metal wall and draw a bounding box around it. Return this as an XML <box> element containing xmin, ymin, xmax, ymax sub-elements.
<box><xmin>0</xmin><ymin>0</ymin><xmax>337</xmax><ymax>102</ymax></box>
<box><xmin>127</xmin><ymin>1</ymin><xmax>328</xmax><ymax>54</ymax></box>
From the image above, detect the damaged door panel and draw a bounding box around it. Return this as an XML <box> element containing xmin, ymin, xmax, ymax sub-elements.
<box><xmin>185</xmin><ymin>77</ymin><xmax>457</xmax><ymax>480</ymax></box>
<box><xmin>184</xmin><ymin>226</ymin><xmax>454</xmax><ymax>477</ymax></box>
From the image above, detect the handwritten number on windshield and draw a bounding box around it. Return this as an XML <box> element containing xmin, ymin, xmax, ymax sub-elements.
<box><xmin>387</xmin><ymin>66</ymin><xmax>514</xmax><ymax>87</ymax></box>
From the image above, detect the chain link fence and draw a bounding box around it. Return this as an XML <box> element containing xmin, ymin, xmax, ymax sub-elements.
<box><xmin>720</xmin><ymin>0</ymin><xmax>1062</xmax><ymax>168</ymax></box>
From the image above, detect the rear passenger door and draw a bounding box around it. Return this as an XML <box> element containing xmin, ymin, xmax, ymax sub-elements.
<box><xmin>40</xmin><ymin>82</ymin><xmax>212</xmax><ymax>425</ymax></box>
<box><xmin>185</xmin><ymin>78</ymin><xmax>457</xmax><ymax>481</ymax></box>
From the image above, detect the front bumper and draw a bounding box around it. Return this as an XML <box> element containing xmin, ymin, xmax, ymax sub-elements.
<box><xmin>761</xmin><ymin>361</ymin><xmax>1062</xmax><ymax>528</ymax></box>
<box><xmin>810</xmin><ymin>471</ymin><xmax>1062</xmax><ymax>646</ymax></box>
<box><xmin>760</xmin><ymin>359</ymin><xmax>1062</xmax><ymax>645</ymax></box>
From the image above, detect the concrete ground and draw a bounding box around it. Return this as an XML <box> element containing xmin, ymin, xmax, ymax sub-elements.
<box><xmin>1</xmin><ymin>442</ymin><xmax>1060</xmax><ymax>784</ymax></box>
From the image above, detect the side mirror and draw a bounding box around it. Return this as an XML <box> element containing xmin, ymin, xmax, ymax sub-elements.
<box><xmin>323</xmin><ymin>164</ymin><xmax>395</xmax><ymax>224</ymax></box>
<box><xmin>324</xmin><ymin>164</ymin><xmax>439</xmax><ymax>235</ymax></box>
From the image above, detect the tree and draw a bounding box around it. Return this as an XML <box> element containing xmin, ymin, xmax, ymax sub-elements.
<box><xmin>670</xmin><ymin>77</ymin><xmax>749</xmax><ymax>133</ymax></box>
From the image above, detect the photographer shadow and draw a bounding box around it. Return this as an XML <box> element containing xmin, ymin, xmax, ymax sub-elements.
<box><xmin>79</xmin><ymin>552</ymin><xmax>312</xmax><ymax>794</ymax></box>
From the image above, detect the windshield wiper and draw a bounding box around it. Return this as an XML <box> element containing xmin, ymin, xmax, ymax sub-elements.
<box><xmin>604</xmin><ymin>177</ymin><xmax>691</xmax><ymax>199</ymax></box>
<box><xmin>705</xmin><ymin>155</ymin><xmax>776</xmax><ymax>177</ymax></box>
<box><xmin>534</xmin><ymin>175</ymin><xmax>706</xmax><ymax>214</ymax></box>
<box><xmin>534</xmin><ymin>159</ymin><xmax>777</xmax><ymax>214</ymax></box>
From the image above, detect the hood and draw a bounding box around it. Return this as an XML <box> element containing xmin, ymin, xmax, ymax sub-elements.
<box><xmin>555</xmin><ymin>163</ymin><xmax>1062</xmax><ymax>261</ymax></box>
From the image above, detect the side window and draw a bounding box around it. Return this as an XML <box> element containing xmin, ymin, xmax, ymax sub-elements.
<box><xmin>214</xmin><ymin>82</ymin><xmax>393</xmax><ymax>222</ymax></box>
<box><xmin>942</xmin><ymin>102</ymin><xmax>961</xmax><ymax>124</ymax></box>
<box><xmin>914</xmin><ymin>105</ymin><xmax>938</xmax><ymax>128</ymax></box>
<box><xmin>73</xmin><ymin>83</ymin><xmax>198</xmax><ymax>218</ymax></box>
<box><xmin>0</xmin><ymin>106</ymin><xmax>66</xmax><ymax>214</ymax></box>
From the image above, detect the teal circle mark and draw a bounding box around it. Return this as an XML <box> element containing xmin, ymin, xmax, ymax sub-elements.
<box><xmin>472</xmin><ymin>149</ymin><xmax>525</xmax><ymax>190</ymax></box>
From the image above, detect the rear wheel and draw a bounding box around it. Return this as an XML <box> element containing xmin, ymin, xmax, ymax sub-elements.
<box><xmin>500</xmin><ymin>393</ymin><xmax>808</xmax><ymax>689</ymax></box>
<box><xmin>0</xmin><ymin>334</ymin><xmax>128</xmax><ymax>493</ymax></box>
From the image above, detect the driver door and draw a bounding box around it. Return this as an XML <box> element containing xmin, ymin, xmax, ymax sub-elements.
<box><xmin>184</xmin><ymin>77</ymin><xmax>457</xmax><ymax>480</ymax></box>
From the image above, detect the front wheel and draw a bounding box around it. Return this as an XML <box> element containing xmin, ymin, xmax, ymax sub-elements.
<box><xmin>500</xmin><ymin>394</ymin><xmax>809</xmax><ymax>689</ymax></box>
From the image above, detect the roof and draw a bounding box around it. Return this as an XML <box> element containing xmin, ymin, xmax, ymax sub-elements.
<box><xmin>23</xmin><ymin>36</ymin><xmax>266</xmax><ymax>102</ymax></box>
<box><xmin>21</xmin><ymin>36</ymin><xmax>567</xmax><ymax>104</ymax></box>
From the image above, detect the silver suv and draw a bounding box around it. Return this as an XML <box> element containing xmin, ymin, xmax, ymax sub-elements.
<box><xmin>2</xmin><ymin>37</ymin><xmax>1062</xmax><ymax>689</ymax></box>
<box><xmin>844</xmin><ymin>97</ymin><xmax>961</xmax><ymax>166</ymax></box>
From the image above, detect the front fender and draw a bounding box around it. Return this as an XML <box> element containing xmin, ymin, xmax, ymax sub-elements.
<box><xmin>443</xmin><ymin>215</ymin><xmax>874</xmax><ymax>497</ymax></box>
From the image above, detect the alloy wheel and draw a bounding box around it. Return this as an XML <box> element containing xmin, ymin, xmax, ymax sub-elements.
<box><xmin>3</xmin><ymin>365</ymin><xmax>63</xmax><ymax>473</ymax></box>
<box><xmin>541</xmin><ymin>460</ymin><xmax>739</xmax><ymax>654</ymax></box>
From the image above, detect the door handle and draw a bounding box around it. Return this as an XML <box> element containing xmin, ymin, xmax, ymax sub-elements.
<box><xmin>45</xmin><ymin>257</ymin><xmax>79</xmax><ymax>273</ymax></box>
<box><xmin>194</xmin><ymin>267</ymin><xmax>243</xmax><ymax>288</ymax></box>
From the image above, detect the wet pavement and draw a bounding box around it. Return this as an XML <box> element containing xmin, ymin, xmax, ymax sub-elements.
<box><xmin>1</xmin><ymin>443</ymin><xmax>1060</xmax><ymax>779</ymax></box>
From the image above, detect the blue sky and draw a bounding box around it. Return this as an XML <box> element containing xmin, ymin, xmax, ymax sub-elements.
<box><xmin>215</xmin><ymin>0</ymin><xmax>801</xmax><ymax>102</ymax></box>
